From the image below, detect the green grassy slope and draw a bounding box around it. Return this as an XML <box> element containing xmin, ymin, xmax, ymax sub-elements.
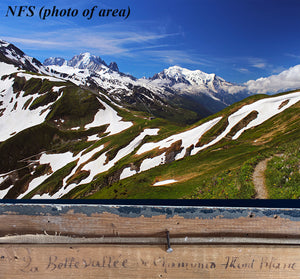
<box><xmin>85</xmin><ymin>94</ymin><xmax>300</xmax><ymax>199</ymax></box>
<box><xmin>1</xmin><ymin>72</ymin><xmax>299</xmax><ymax>199</ymax></box>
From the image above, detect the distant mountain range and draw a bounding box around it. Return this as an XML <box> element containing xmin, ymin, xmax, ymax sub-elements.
<box><xmin>43</xmin><ymin>51</ymin><xmax>250</xmax><ymax>121</ymax></box>
<box><xmin>0</xmin><ymin>39</ymin><xmax>299</xmax><ymax>199</ymax></box>
<box><xmin>44</xmin><ymin>53</ymin><xmax>120</xmax><ymax>72</ymax></box>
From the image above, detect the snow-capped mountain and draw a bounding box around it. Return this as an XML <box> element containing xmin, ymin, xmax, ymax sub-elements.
<box><xmin>44</xmin><ymin>52</ymin><xmax>119</xmax><ymax>73</ymax></box>
<box><xmin>0</xmin><ymin>40</ymin><xmax>49</xmax><ymax>75</ymax></box>
<box><xmin>108</xmin><ymin>61</ymin><xmax>119</xmax><ymax>72</ymax></box>
<box><xmin>45</xmin><ymin>54</ymin><xmax>246</xmax><ymax>103</ymax></box>
<box><xmin>0</xmin><ymin>40</ymin><xmax>299</xmax><ymax>200</ymax></box>
<box><xmin>149</xmin><ymin>66</ymin><xmax>246</xmax><ymax>100</ymax></box>
<box><xmin>140</xmin><ymin>65</ymin><xmax>249</xmax><ymax>110</ymax></box>
<box><xmin>44</xmin><ymin>55</ymin><xmax>249</xmax><ymax>119</ymax></box>
<box><xmin>0</xmin><ymin>46</ymin><xmax>135</xmax><ymax>199</ymax></box>
<box><xmin>67</xmin><ymin>53</ymin><xmax>108</xmax><ymax>71</ymax></box>
<box><xmin>44</xmin><ymin>57</ymin><xmax>67</xmax><ymax>67</ymax></box>
<box><xmin>44</xmin><ymin>56</ymin><xmax>210</xmax><ymax>123</ymax></box>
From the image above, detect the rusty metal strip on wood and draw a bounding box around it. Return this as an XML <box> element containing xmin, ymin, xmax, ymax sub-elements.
<box><xmin>1</xmin><ymin>234</ymin><xmax>300</xmax><ymax>245</ymax></box>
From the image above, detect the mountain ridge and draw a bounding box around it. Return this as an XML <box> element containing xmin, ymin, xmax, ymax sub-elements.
<box><xmin>43</xmin><ymin>52</ymin><xmax>250</xmax><ymax>119</ymax></box>
<box><xmin>0</xmin><ymin>39</ymin><xmax>48</xmax><ymax>74</ymax></box>
<box><xmin>44</xmin><ymin>52</ymin><xmax>120</xmax><ymax>73</ymax></box>
<box><xmin>44</xmin><ymin>54</ymin><xmax>247</xmax><ymax>101</ymax></box>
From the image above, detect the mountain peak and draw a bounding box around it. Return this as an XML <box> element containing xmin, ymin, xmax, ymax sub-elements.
<box><xmin>44</xmin><ymin>57</ymin><xmax>66</xmax><ymax>67</ymax></box>
<box><xmin>0</xmin><ymin>39</ymin><xmax>10</xmax><ymax>47</ymax></box>
<box><xmin>0</xmin><ymin>40</ymin><xmax>48</xmax><ymax>74</ymax></box>
<box><xmin>82</xmin><ymin>52</ymin><xmax>91</xmax><ymax>56</ymax></box>
<box><xmin>151</xmin><ymin>65</ymin><xmax>217</xmax><ymax>86</ymax></box>
<box><xmin>43</xmin><ymin>52</ymin><xmax>120</xmax><ymax>73</ymax></box>
<box><xmin>164</xmin><ymin>66</ymin><xmax>215</xmax><ymax>81</ymax></box>
<box><xmin>108</xmin><ymin>61</ymin><xmax>119</xmax><ymax>72</ymax></box>
<box><xmin>67</xmin><ymin>53</ymin><xmax>107</xmax><ymax>70</ymax></box>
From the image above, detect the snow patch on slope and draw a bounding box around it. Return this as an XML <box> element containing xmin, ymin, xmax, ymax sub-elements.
<box><xmin>85</xmin><ymin>97</ymin><xmax>133</xmax><ymax>135</ymax></box>
<box><xmin>17</xmin><ymin>151</ymin><xmax>76</xmax><ymax>198</ymax></box>
<box><xmin>153</xmin><ymin>179</ymin><xmax>178</xmax><ymax>186</ymax></box>
<box><xmin>0</xmin><ymin>62</ymin><xmax>18</xmax><ymax>76</ymax></box>
<box><xmin>120</xmin><ymin>167</ymin><xmax>137</xmax><ymax>180</ymax></box>
<box><xmin>0</xmin><ymin>87</ymin><xmax>63</xmax><ymax>142</ymax></box>
<box><xmin>39</xmin><ymin>152</ymin><xmax>75</xmax><ymax>173</ymax></box>
<box><xmin>134</xmin><ymin>92</ymin><xmax>300</xmax><ymax>172</ymax></box>
<box><xmin>139</xmin><ymin>152</ymin><xmax>166</xmax><ymax>173</ymax></box>
<box><xmin>0</xmin><ymin>185</ymin><xmax>14</xmax><ymax>199</ymax></box>
<box><xmin>137</xmin><ymin>117</ymin><xmax>222</xmax><ymax>156</ymax></box>
<box><xmin>81</xmin><ymin>128</ymin><xmax>159</xmax><ymax>184</ymax></box>
<box><xmin>123</xmin><ymin>117</ymin><xmax>222</xmax><ymax>177</ymax></box>
<box><xmin>17</xmin><ymin>72</ymin><xmax>65</xmax><ymax>83</ymax></box>
<box><xmin>47</xmin><ymin>65</ymin><xmax>90</xmax><ymax>86</ymax></box>
<box><xmin>52</xmin><ymin>86</ymin><xmax>65</xmax><ymax>92</ymax></box>
<box><xmin>191</xmin><ymin>91</ymin><xmax>300</xmax><ymax>154</ymax></box>
<box><xmin>25</xmin><ymin>145</ymin><xmax>105</xmax><ymax>199</ymax></box>
<box><xmin>18</xmin><ymin>174</ymin><xmax>50</xmax><ymax>199</ymax></box>
<box><xmin>232</xmin><ymin>91</ymin><xmax>300</xmax><ymax>139</ymax></box>
<box><xmin>87</xmin><ymin>134</ymin><xmax>101</xmax><ymax>141</ymax></box>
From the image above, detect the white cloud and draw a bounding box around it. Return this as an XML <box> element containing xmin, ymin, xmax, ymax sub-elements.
<box><xmin>2</xmin><ymin>37</ymin><xmax>66</xmax><ymax>47</ymax></box>
<box><xmin>237</xmin><ymin>68</ymin><xmax>250</xmax><ymax>73</ymax></box>
<box><xmin>245</xmin><ymin>64</ymin><xmax>300</xmax><ymax>93</ymax></box>
<box><xmin>248</xmin><ymin>57</ymin><xmax>267</xmax><ymax>69</ymax></box>
<box><xmin>285</xmin><ymin>53</ymin><xmax>300</xmax><ymax>59</ymax></box>
<box><xmin>252</xmin><ymin>63</ymin><xmax>266</xmax><ymax>69</ymax></box>
<box><xmin>142</xmin><ymin>49</ymin><xmax>212</xmax><ymax>66</ymax></box>
<box><xmin>3</xmin><ymin>24</ymin><xmax>179</xmax><ymax>56</ymax></box>
<box><xmin>2</xmin><ymin>21</ymin><xmax>211</xmax><ymax>68</ymax></box>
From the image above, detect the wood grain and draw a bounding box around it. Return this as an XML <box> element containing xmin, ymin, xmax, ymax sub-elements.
<box><xmin>0</xmin><ymin>211</ymin><xmax>299</xmax><ymax>238</ymax></box>
<box><xmin>0</xmin><ymin>244</ymin><xmax>299</xmax><ymax>278</ymax></box>
<box><xmin>1</xmin><ymin>204</ymin><xmax>300</xmax><ymax>278</ymax></box>
<box><xmin>1</xmin><ymin>202</ymin><xmax>300</xmax><ymax>238</ymax></box>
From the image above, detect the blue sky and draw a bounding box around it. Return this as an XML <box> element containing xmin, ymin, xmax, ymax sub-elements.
<box><xmin>1</xmin><ymin>0</ymin><xmax>300</xmax><ymax>83</ymax></box>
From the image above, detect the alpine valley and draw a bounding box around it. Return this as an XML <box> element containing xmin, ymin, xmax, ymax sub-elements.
<box><xmin>0</xmin><ymin>39</ymin><xmax>299</xmax><ymax>199</ymax></box>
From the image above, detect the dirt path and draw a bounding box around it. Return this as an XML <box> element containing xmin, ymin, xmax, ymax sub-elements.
<box><xmin>253</xmin><ymin>158</ymin><xmax>271</xmax><ymax>199</ymax></box>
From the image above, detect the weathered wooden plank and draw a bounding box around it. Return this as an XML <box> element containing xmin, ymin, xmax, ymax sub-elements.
<box><xmin>1</xmin><ymin>235</ymin><xmax>300</xmax><ymax>245</ymax></box>
<box><xmin>1</xmin><ymin>204</ymin><xmax>300</xmax><ymax>278</ymax></box>
<box><xmin>0</xmin><ymin>204</ymin><xmax>300</xmax><ymax>237</ymax></box>
<box><xmin>0</xmin><ymin>244</ymin><xmax>299</xmax><ymax>278</ymax></box>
